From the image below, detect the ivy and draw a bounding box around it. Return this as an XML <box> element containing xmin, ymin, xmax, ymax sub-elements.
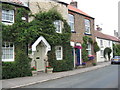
<box><xmin>2</xmin><ymin>6</ymin><xmax>73</xmax><ymax>78</ymax></box>
<box><xmin>113</xmin><ymin>44</ymin><xmax>120</xmax><ymax>56</ymax></box>
<box><xmin>82</xmin><ymin>36</ymin><xmax>94</xmax><ymax>62</ymax></box>
<box><xmin>2</xmin><ymin>3</ymin><xmax>15</xmax><ymax>10</ymax></box>
<box><xmin>93</xmin><ymin>42</ymin><xmax>100</xmax><ymax>53</ymax></box>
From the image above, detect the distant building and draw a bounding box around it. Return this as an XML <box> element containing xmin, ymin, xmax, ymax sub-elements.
<box><xmin>95</xmin><ymin>30</ymin><xmax>120</xmax><ymax>63</ymax></box>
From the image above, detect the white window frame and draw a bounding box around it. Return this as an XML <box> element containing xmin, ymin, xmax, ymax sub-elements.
<box><xmin>2</xmin><ymin>9</ymin><xmax>14</xmax><ymax>23</ymax></box>
<box><xmin>2</xmin><ymin>42</ymin><xmax>14</xmax><ymax>62</ymax></box>
<box><xmin>54</xmin><ymin>20</ymin><xmax>62</xmax><ymax>33</ymax></box>
<box><xmin>84</xmin><ymin>19</ymin><xmax>91</xmax><ymax>34</ymax></box>
<box><xmin>86</xmin><ymin>42</ymin><xmax>92</xmax><ymax>55</ymax></box>
<box><xmin>108</xmin><ymin>41</ymin><xmax>111</xmax><ymax>47</ymax></box>
<box><xmin>100</xmin><ymin>39</ymin><xmax>103</xmax><ymax>48</ymax></box>
<box><xmin>68</xmin><ymin>14</ymin><xmax>75</xmax><ymax>32</ymax></box>
<box><xmin>55</xmin><ymin>46</ymin><xmax>63</xmax><ymax>60</ymax></box>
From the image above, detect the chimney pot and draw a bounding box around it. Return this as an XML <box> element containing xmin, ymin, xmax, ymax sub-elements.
<box><xmin>70</xmin><ymin>1</ymin><xmax>77</xmax><ymax>8</ymax></box>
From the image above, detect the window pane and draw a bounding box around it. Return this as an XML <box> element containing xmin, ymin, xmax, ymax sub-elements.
<box><xmin>85</xmin><ymin>19</ymin><xmax>90</xmax><ymax>34</ymax></box>
<box><xmin>2</xmin><ymin>42</ymin><xmax>14</xmax><ymax>61</ymax></box>
<box><xmin>54</xmin><ymin>20</ymin><xmax>61</xmax><ymax>33</ymax></box>
<box><xmin>55</xmin><ymin>46</ymin><xmax>62</xmax><ymax>60</ymax></box>
<box><xmin>69</xmin><ymin>14</ymin><xmax>74</xmax><ymax>31</ymax></box>
<box><xmin>2</xmin><ymin>10</ymin><xmax>14</xmax><ymax>22</ymax></box>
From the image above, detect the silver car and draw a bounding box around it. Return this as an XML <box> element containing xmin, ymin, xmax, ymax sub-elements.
<box><xmin>111</xmin><ymin>56</ymin><xmax>120</xmax><ymax>64</ymax></box>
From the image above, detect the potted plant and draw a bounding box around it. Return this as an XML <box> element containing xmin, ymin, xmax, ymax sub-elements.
<box><xmin>92</xmin><ymin>63</ymin><xmax>97</xmax><ymax>66</ymax></box>
<box><xmin>46</xmin><ymin>66</ymin><xmax>53</xmax><ymax>73</ymax></box>
<box><xmin>31</xmin><ymin>66</ymin><xmax>37</xmax><ymax>76</ymax></box>
<box><xmin>82</xmin><ymin>62</ymin><xmax>86</xmax><ymax>67</ymax></box>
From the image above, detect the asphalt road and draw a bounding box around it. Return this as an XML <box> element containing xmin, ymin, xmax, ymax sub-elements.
<box><xmin>23</xmin><ymin>65</ymin><xmax>119</xmax><ymax>88</ymax></box>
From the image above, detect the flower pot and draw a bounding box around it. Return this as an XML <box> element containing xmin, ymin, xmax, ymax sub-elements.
<box><xmin>46</xmin><ymin>68</ymin><xmax>53</xmax><ymax>73</ymax></box>
<box><xmin>32</xmin><ymin>71</ymin><xmax>37</xmax><ymax>76</ymax></box>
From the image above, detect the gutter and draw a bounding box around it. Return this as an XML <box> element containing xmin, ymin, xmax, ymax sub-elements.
<box><xmin>68</xmin><ymin>9</ymin><xmax>95</xmax><ymax>19</ymax></box>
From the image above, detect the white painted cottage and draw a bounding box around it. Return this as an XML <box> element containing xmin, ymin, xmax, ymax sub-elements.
<box><xmin>95</xmin><ymin>30</ymin><xmax>120</xmax><ymax>63</ymax></box>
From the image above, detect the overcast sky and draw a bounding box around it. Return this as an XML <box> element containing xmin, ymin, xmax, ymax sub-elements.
<box><xmin>60</xmin><ymin>0</ymin><xmax>119</xmax><ymax>36</ymax></box>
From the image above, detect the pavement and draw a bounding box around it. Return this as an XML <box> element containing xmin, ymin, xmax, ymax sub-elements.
<box><xmin>1</xmin><ymin>61</ymin><xmax>111</xmax><ymax>89</ymax></box>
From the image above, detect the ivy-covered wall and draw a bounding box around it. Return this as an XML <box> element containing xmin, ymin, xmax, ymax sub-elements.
<box><xmin>2</xmin><ymin>3</ymin><xmax>32</xmax><ymax>79</ymax></box>
<box><xmin>2</xmin><ymin>3</ymin><xmax>74</xmax><ymax>79</ymax></box>
<box><xmin>29</xmin><ymin>9</ymin><xmax>74</xmax><ymax>72</ymax></box>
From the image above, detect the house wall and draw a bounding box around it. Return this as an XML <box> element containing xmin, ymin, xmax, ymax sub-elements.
<box><xmin>96</xmin><ymin>37</ymin><xmax>113</xmax><ymax>62</ymax></box>
<box><xmin>28</xmin><ymin>0</ymin><xmax>68</xmax><ymax>22</ymax></box>
<box><xmin>69</xmin><ymin>10</ymin><xmax>96</xmax><ymax>55</ymax></box>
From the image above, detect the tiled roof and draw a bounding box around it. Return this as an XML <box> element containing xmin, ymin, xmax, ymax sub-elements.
<box><xmin>95</xmin><ymin>30</ymin><xmax>120</xmax><ymax>42</ymax></box>
<box><xmin>1</xmin><ymin>0</ymin><xmax>24</xmax><ymax>6</ymax></box>
<box><xmin>68</xmin><ymin>5</ymin><xmax>93</xmax><ymax>18</ymax></box>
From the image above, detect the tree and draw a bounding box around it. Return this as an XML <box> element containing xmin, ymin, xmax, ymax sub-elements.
<box><xmin>103</xmin><ymin>47</ymin><xmax>112</xmax><ymax>61</ymax></box>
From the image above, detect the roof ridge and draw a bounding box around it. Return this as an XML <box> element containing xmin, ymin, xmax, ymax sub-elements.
<box><xmin>68</xmin><ymin>4</ymin><xmax>93</xmax><ymax>18</ymax></box>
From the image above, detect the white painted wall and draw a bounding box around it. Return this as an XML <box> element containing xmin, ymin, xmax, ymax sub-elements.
<box><xmin>96</xmin><ymin>37</ymin><xmax>113</xmax><ymax>63</ymax></box>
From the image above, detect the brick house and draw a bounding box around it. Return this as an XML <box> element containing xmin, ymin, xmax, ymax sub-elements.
<box><xmin>68</xmin><ymin>1</ymin><xmax>96</xmax><ymax>67</ymax></box>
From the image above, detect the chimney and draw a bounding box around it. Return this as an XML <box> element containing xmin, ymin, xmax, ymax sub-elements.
<box><xmin>96</xmin><ymin>25</ymin><xmax>102</xmax><ymax>32</ymax></box>
<box><xmin>70</xmin><ymin>1</ymin><xmax>78</xmax><ymax>8</ymax></box>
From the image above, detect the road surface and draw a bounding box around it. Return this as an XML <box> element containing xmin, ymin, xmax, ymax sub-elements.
<box><xmin>23</xmin><ymin>65</ymin><xmax>119</xmax><ymax>88</ymax></box>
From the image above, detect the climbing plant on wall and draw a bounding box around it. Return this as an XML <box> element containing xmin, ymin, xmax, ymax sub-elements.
<box><xmin>2</xmin><ymin>4</ymin><xmax>74</xmax><ymax>79</ymax></box>
<box><xmin>2</xmin><ymin>4</ymin><xmax>32</xmax><ymax>79</ymax></box>
<box><xmin>82</xmin><ymin>36</ymin><xmax>91</xmax><ymax>62</ymax></box>
<box><xmin>29</xmin><ymin>9</ymin><xmax>74</xmax><ymax>72</ymax></box>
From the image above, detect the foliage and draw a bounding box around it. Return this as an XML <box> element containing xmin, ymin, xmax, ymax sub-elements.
<box><xmin>113</xmin><ymin>44</ymin><xmax>120</xmax><ymax>56</ymax></box>
<box><xmin>2</xmin><ymin>6</ymin><xmax>73</xmax><ymax>77</ymax></box>
<box><xmin>92</xmin><ymin>63</ymin><xmax>96</xmax><ymax>66</ymax></box>
<box><xmin>93</xmin><ymin>42</ymin><xmax>100</xmax><ymax>53</ymax></box>
<box><xmin>15</xmin><ymin>48</ymin><xmax>32</xmax><ymax>77</ymax></box>
<box><xmin>2</xmin><ymin>3</ymin><xmax>15</xmax><ymax>10</ymax></box>
<box><xmin>82</xmin><ymin>36</ymin><xmax>94</xmax><ymax>62</ymax></box>
<box><xmin>31</xmin><ymin>66</ymin><xmax>36</xmax><ymax>71</ymax></box>
<box><xmin>103</xmin><ymin>47</ymin><xmax>112</xmax><ymax>60</ymax></box>
<box><xmin>82</xmin><ymin>42</ymin><xmax>88</xmax><ymax>62</ymax></box>
<box><xmin>48</xmin><ymin>42</ymin><xmax>74</xmax><ymax>72</ymax></box>
<box><xmin>2</xmin><ymin>62</ymin><xmax>17</xmax><ymax>79</ymax></box>
<box><xmin>2</xmin><ymin>5</ymin><xmax>32</xmax><ymax>79</ymax></box>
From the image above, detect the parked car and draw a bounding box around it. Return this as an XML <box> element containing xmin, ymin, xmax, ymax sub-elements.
<box><xmin>111</xmin><ymin>56</ymin><xmax>120</xmax><ymax>64</ymax></box>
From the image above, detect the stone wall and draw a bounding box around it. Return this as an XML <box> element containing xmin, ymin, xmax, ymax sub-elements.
<box><xmin>28</xmin><ymin>0</ymin><xmax>68</xmax><ymax>22</ymax></box>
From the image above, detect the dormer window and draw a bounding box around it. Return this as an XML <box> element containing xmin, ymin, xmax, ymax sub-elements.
<box><xmin>2</xmin><ymin>10</ymin><xmax>14</xmax><ymax>23</ymax></box>
<box><xmin>54</xmin><ymin>20</ymin><xmax>62</xmax><ymax>33</ymax></box>
<box><xmin>84</xmin><ymin>19</ymin><xmax>90</xmax><ymax>34</ymax></box>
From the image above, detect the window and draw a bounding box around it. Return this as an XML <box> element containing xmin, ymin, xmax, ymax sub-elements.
<box><xmin>55</xmin><ymin>46</ymin><xmax>63</xmax><ymax>60</ymax></box>
<box><xmin>68</xmin><ymin>14</ymin><xmax>74</xmax><ymax>32</ymax></box>
<box><xmin>2</xmin><ymin>42</ymin><xmax>14</xmax><ymax>61</ymax></box>
<box><xmin>2</xmin><ymin>10</ymin><xmax>14</xmax><ymax>23</ymax></box>
<box><xmin>54</xmin><ymin>20</ymin><xmax>62</xmax><ymax>33</ymax></box>
<box><xmin>100</xmin><ymin>50</ymin><xmax>104</xmax><ymax>57</ymax></box>
<box><xmin>108</xmin><ymin>41</ymin><xmax>111</xmax><ymax>47</ymax></box>
<box><xmin>100</xmin><ymin>39</ymin><xmax>103</xmax><ymax>47</ymax></box>
<box><xmin>86</xmin><ymin>43</ymin><xmax>92</xmax><ymax>55</ymax></box>
<box><xmin>84</xmin><ymin>19</ymin><xmax>90</xmax><ymax>34</ymax></box>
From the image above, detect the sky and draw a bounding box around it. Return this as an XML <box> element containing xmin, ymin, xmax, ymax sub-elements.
<box><xmin>60</xmin><ymin>0</ymin><xmax>119</xmax><ymax>36</ymax></box>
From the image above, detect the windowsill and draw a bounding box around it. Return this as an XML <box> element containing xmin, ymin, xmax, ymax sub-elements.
<box><xmin>2</xmin><ymin>21</ymin><xmax>14</xmax><ymax>25</ymax></box>
<box><xmin>56</xmin><ymin>59</ymin><xmax>63</xmax><ymax>60</ymax></box>
<box><xmin>71</xmin><ymin>31</ymin><xmax>76</xmax><ymax>33</ymax></box>
<box><xmin>84</xmin><ymin>33</ymin><xmax>92</xmax><ymax>36</ymax></box>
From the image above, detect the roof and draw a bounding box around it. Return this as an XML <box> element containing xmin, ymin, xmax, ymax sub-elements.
<box><xmin>95</xmin><ymin>30</ymin><xmax>120</xmax><ymax>42</ymax></box>
<box><xmin>1</xmin><ymin>0</ymin><xmax>27</xmax><ymax>7</ymax></box>
<box><xmin>68</xmin><ymin>5</ymin><xmax>94</xmax><ymax>19</ymax></box>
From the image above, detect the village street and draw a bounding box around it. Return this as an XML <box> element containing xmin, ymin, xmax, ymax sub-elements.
<box><xmin>22</xmin><ymin>65</ymin><xmax>119</xmax><ymax>88</ymax></box>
